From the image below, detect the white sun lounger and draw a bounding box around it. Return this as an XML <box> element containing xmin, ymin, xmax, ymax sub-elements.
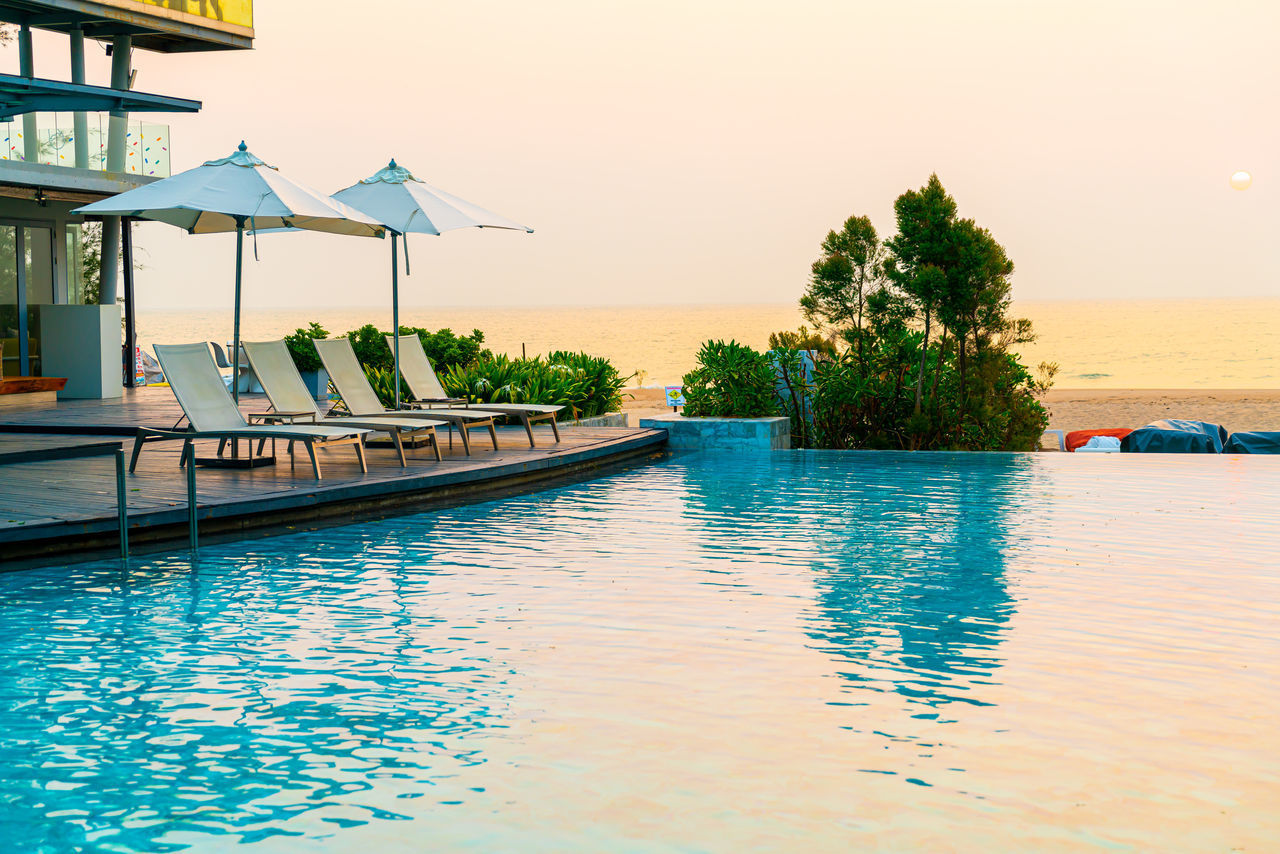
<box><xmin>387</xmin><ymin>334</ymin><xmax>564</xmax><ymax>447</ymax></box>
<box><xmin>314</xmin><ymin>337</ymin><xmax>504</xmax><ymax>456</ymax></box>
<box><xmin>242</xmin><ymin>339</ymin><xmax>447</xmax><ymax>465</ymax></box>
<box><xmin>132</xmin><ymin>343</ymin><xmax>370</xmax><ymax>480</ymax></box>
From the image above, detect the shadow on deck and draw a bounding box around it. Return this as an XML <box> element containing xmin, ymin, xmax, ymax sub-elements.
<box><xmin>0</xmin><ymin>389</ymin><xmax>668</xmax><ymax>567</ymax></box>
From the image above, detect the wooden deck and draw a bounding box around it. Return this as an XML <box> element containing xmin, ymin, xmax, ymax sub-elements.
<box><xmin>0</xmin><ymin>389</ymin><xmax>667</xmax><ymax>567</ymax></box>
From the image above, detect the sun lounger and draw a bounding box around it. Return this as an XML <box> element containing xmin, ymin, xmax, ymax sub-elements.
<box><xmin>387</xmin><ymin>334</ymin><xmax>564</xmax><ymax>447</ymax></box>
<box><xmin>1065</xmin><ymin>428</ymin><xmax>1132</xmax><ymax>452</ymax></box>
<box><xmin>314</xmin><ymin>337</ymin><xmax>504</xmax><ymax>456</ymax></box>
<box><xmin>131</xmin><ymin>343</ymin><xmax>370</xmax><ymax>480</ymax></box>
<box><xmin>1120</xmin><ymin>419</ymin><xmax>1227</xmax><ymax>454</ymax></box>
<box><xmin>1075</xmin><ymin>435</ymin><xmax>1123</xmax><ymax>453</ymax></box>
<box><xmin>242</xmin><ymin>339</ymin><xmax>447</xmax><ymax>465</ymax></box>
<box><xmin>1223</xmin><ymin>431</ymin><xmax>1280</xmax><ymax>454</ymax></box>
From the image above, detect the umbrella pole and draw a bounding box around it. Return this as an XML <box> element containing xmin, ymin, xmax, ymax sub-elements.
<box><xmin>392</xmin><ymin>231</ymin><xmax>400</xmax><ymax>410</ymax></box>
<box><xmin>232</xmin><ymin>221</ymin><xmax>244</xmax><ymax>457</ymax></box>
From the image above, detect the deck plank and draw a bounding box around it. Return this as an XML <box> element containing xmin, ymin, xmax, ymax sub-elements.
<box><xmin>0</xmin><ymin>388</ymin><xmax>666</xmax><ymax>564</ymax></box>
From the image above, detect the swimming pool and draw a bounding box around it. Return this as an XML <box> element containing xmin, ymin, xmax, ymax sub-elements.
<box><xmin>1</xmin><ymin>451</ymin><xmax>1277</xmax><ymax>851</ymax></box>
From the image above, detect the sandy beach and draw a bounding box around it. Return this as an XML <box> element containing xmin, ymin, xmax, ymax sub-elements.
<box><xmin>621</xmin><ymin>387</ymin><xmax>1280</xmax><ymax>435</ymax></box>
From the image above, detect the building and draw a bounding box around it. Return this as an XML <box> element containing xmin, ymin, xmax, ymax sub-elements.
<box><xmin>0</xmin><ymin>0</ymin><xmax>252</xmax><ymax>397</ymax></box>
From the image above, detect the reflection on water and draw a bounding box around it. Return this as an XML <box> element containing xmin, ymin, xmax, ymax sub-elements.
<box><xmin>0</xmin><ymin>551</ymin><xmax>507</xmax><ymax>851</ymax></box>
<box><xmin>803</xmin><ymin>455</ymin><xmax>1019</xmax><ymax>710</ymax></box>
<box><xmin>678</xmin><ymin>452</ymin><xmax>1017</xmax><ymax>709</ymax></box>
<box><xmin>0</xmin><ymin>451</ymin><xmax>1277</xmax><ymax>851</ymax></box>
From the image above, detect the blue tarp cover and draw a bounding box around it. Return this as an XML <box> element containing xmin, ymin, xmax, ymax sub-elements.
<box><xmin>1121</xmin><ymin>420</ymin><xmax>1228</xmax><ymax>454</ymax></box>
<box><xmin>1223</xmin><ymin>431</ymin><xmax>1280</xmax><ymax>454</ymax></box>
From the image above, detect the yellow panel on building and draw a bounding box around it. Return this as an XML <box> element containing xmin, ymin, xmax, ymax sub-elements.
<box><xmin>101</xmin><ymin>0</ymin><xmax>253</xmax><ymax>33</ymax></box>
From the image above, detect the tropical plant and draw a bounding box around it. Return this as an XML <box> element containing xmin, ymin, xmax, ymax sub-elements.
<box><xmin>439</xmin><ymin>351</ymin><xmax>630</xmax><ymax>421</ymax></box>
<box><xmin>283</xmin><ymin>322</ymin><xmax>328</xmax><ymax>374</ymax></box>
<box><xmin>361</xmin><ymin>365</ymin><xmax>410</xmax><ymax>408</ymax></box>
<box><xmin>680</xmin><ymin>340</ymin><xmax>779</xmax><ymax>418</ymax></box>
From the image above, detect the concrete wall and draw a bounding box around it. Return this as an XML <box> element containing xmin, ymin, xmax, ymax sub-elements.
<box><xmin>40</xmin><ymin>304</ymin><xmax>122</xmax><ymax>398</ymax></box>
<box><xmin>638</xmin><ymin>414</ymin><xmax>790</xmax><ymax>451</ymax></box>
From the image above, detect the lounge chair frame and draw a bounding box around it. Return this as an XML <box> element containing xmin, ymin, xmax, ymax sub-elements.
<box><xmin>130</xmin><ymin>425</ymin><xmax>366</xmax><ymax>480</ymax></box>
<box><xmin>241</xmin><ymin>339</ymin><xmax>446</xmax><ymax>466</ymax></box>
<box><xmin>131</xmin><ymin>343</ymin><xmax>371</xmax><ymax>480</ymax></box>
<box><xmin>386</xmin><ymin>334</ymin><xmax>563</xmax><ymax>447</ymax></box>
<box><xmin>314</xmin><ymin>338</ymin><xmax>505</xmax><ymax>455</ymax></box>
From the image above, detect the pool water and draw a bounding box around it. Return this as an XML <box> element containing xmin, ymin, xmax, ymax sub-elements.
<box><xmin>1</xmin><ymin>451</ymin><xmax>1277</xmax><ymax>852</ymax></box>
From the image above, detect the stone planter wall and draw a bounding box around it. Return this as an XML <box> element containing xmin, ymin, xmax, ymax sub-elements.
<box><xmin>638</xmin><ymin>415</ymin><xmax>790</xmax><ymax>451</ymax></box>
<box><xmin>571</xmin><ymin>413</ymin><xmax>628</xmax><ymax>428</ymax></box>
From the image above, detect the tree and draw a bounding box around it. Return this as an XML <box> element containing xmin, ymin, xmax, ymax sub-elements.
<box><xmin>79</xmin><ymin>222</ymin><xmax>106</xmax><ymax>305</ymax></box>
<box><xmin>795</xmin><ymin>175</ymin><xmax>1051</xmax><ymax>452</ymax></box>
<box><xmin>937</xmin><ymin>218</ymin><xmax>1016</xmax><ymax>426</ymax></box>
<box><xmin>800</xmin><ymin>215</ymin><xmax>887</xmax><ymax>370</ymax></box>
<box><xmin>78</xmin><ymin>222</ymin><xmax>146</xmax><ymax>307</ymax></box>
<box><xmin>883</xmin><ymin>174</ymin><xmax>959</xmax><ymax>416</ymax></box>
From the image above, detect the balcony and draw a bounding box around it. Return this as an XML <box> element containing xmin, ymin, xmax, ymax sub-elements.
<box><xmin>0</xmin><ymin>112</ymin><xmax>171</xmax><ymax>178</ymax></box>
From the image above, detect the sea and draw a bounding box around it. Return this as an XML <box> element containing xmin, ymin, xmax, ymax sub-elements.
<box><xmin>132</xmin><ymin>298</ymin><xmax>1280</xmax><ymax>389</ymax></box>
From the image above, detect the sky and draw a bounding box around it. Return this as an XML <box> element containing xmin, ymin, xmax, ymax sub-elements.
<box><xmin>17</xmin><ymin>0</ymin><xmax>1280</xmax><ymax>309</ymax></box>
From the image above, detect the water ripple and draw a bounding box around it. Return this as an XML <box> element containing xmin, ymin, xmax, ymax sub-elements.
<box><xmin>0</xmin><ymin>451</ymin><xmax>1277</xmax><ymax>851</ymax></box>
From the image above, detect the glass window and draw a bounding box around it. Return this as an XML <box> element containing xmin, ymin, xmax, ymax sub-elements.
<box><xmin>66</xmin><ymin>224</ymin><xmax>86</xmax><ymax>306</ymax></box>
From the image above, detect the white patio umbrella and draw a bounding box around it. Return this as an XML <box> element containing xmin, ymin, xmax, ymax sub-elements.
<box><xmin>75</xmin><ymin>142</ymin><xmax>385</xmax><ymax>404</ymax></box>
<box><xmin>332</xmin><ymin>160</ymin><xmax>532</xmax><ymax>408</ymax></box>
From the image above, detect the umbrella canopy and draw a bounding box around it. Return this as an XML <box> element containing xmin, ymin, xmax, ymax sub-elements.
<box><xmin>76</xmin><ymin>142</ymin><xmax>383</xmax><ymax>236</ymax></box>
<box><xmin>332</xmin><ymin>159</ymin><xmax>533</xmax><ymax>237</ymax></box>
<box><xmin>75</xmin><ymin>142</ymin><xmax>384</xmax><ymax>413</ymax></box>
<box><xmin>332</xmin><ymin>160</ymin><xmax>532</xmax><ymax>408</ymax></box>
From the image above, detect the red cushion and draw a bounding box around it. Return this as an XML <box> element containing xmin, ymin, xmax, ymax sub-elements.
<box><xmin>1066</xmin><ymin>428</ymin><xmax>1133</xmax><ymax>452</ymax></box>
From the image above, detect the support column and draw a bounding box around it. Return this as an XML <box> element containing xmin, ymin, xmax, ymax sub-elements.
<box><xmin>18</xmin><ymin>24</ymin><xmax>38</xmax><ymax>165</ymax></box>
<box><xmin>122</xmin><ymin>220</ymin><xmax>136</xmax><ymax>388</ymax></box>
<box><xmin>70</xmin><ymin>27</ymin><xmax>89</xmax><ymax>169</ymax></box>
<box><xmin>99</xmin><ymin>34</ymin><xmax>132</xmax><ymax>307</ymax></box>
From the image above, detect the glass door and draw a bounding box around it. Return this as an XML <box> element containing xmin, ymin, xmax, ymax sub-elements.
<box><xmin>22</xmin><ymin>225</ymin><xmax>54</xmax><ymax>377</ymax></box>
<box><xmin>0</xmin><ymin>225</ymin><xmax>18</xmax><ymax>376</ymax></box>
<box><xmin>0</xmin><ymin>224</ymin><xmax>54</xmax><ymax>377</ymax></box>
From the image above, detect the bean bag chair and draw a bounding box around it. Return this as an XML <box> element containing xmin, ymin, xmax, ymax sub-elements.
<box><xmin>1121</xmin><ymin>420</ymin><xmax>1227</xmax><ymax>454</ymax></box>
<box><xmin>1065</xmin><ymin>428</ymin><xmax>1132</xmax><ymax>452</ymax></box>
<box><xmin>1223</xmin><ymin>432</ymin><xmax>1280</xmax><ymax>454</ymax></box>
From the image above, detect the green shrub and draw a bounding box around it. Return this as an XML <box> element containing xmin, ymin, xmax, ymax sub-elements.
<box><xmin>344</xmin><ymin>323</ymin><xmax>488</xmax><ymax>373</ymax></box>
<box><xmin>767</xmin><ymin>326</ymin><xmax>837</xmax><ymax>358</ymax></box>
<box><xmin>440</xmin><ymin>352</ymin><xmax>630</xmax><ymax>421</ymax></box>
<box><xmin>283</xmin><ymin>322</ymin><xmax>328</xmax><ymax>374</ymax></box>
<box><xmin>345</xmin><ymin>324</ymin><xmax>392</xmax><ymax>372</ymax></box>
<box><xmin>681</xmin><ymin>340</ymin><xmax>779</xmax><ymax>418</ymax></box>
<box><xmin>410</xmin><ymin>326</ymin><xmax>489</xmax><ymax>372</ymax></box>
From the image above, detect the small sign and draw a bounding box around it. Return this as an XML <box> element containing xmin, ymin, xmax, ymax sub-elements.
<box><xmin>134</xmin><ymin>346</ymin><xmax>147</xmax><ymax>386</ymax></box>
<box><xmin>664</xmin><ymin>386</ymin><xmax>686</xmax><ymax>408</ymax></box>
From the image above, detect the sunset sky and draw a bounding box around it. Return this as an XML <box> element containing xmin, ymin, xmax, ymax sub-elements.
<box><xmin>20</xmin><ymin>0</ymin><xmax>1280</xmax><ymax>309</ymax></box>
